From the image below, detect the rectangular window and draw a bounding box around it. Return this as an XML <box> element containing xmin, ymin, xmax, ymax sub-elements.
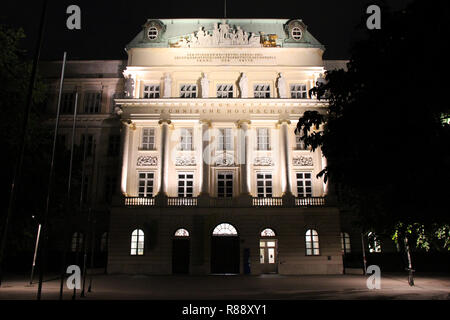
<box><xmin>83</xmin><ymin>92</ymin><xmax>102</xmax><ymax>114</ymax></box>
<box><xmin>80</xmin><ymin>134</ymin><xmax>94</xmax><ymax>156</ymax></box>
<box><xmin>179</xmin><ymin>128</ymin><xmax>193</xmax><ymax>151</ymax></box>
<box><xmin>256</xmin><ymin>173</ymin><xmax>273</xmax><ymax>198</ymax></box>
<box><xmin>217</xmin><ymin>128</ymin><xmax>232</xmax><ymax>151</ymax></box>
<box><xmin>107</xmin><ymin>134</ymin><xmax>121</xmax><ymax>156</ymax></box>
<box><xmin>254</xmin><ymin>84</ymin><xmax>271</xmax><ymax>98</ymax></box>
<box><xmin>82</xmin><ymin>175</ymin><xmax>89</xmax><ymax>204</ymax></box>
<box><xmin>296</xmin><ymin>172</ymin><xmax>312</xmax><ymax>198</ymax></box>
<box><xmin>216</xmin><ymin>84</ymin><xmax>233</xmax><ymax>98</ymax></box>
<box><xmin>104</xmin><ymin>175</ymin><xmax>117</xmax><ymax>203</ymax></box>
<box><xmin>217</xmin><ymin>173</ymin><xmax>233</xmax><ymax>198</ymax></box>
<box><xmin>138</xmin><ymin>172</ymin><xmax>154</xmax><ymax>197</ymax></box>
<box><xmin>290</xmin><ymin>84</ymin><xmax>307</xmax><ymax>99</ymax></box>
<box><xmin>178</xmin><ymin>173</ymin><xmax>194</xmax><ymax>198</ymax></box>
<box><xmin>141</xmin><ymin>128</ymin><xmax>155</xmax><ymax>150</ymax></box>
<box><xmin>295</xmin><ymin>131</ymin><xmax>306</xmax><ymax>150</ymax></box>
<box><xmin>180</xmin><ymin>84</ymin><xmax>197</xmax><ymax>98</ymax></box>
<box><xmin>143</xmin><ymin>84</ymin><xmax>160</xmax><ymax>98</ymax></box>
<box><xmin>257</xmin><ymin>128</ymin><xmax>270</xmax><ymax>150</ymax></box>
<box><xmin>60</xmin><ymin>92</ymin><xmax>75</xmax><ymax>114</ymax></box>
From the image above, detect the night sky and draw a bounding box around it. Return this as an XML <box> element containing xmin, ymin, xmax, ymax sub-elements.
<box><xmin>2</xmin><ymin>0</ymin><xmax>411</xmax><ymax>61</ymax></box>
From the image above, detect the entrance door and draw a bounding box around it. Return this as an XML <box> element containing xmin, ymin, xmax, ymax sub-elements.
<box><xmin>172</xmin><ymin>238</ymin><xmax>190</xmax><ymax>274</ymax></box>
<box><xmin>211</xmin><ymin>236</ymin><xmax>240</xmax><ymax>274</ymax></box>
<box><xmin>260</xmin><ymin>239</ymin><xmax>278</xmax><ymax>273</ymax></box>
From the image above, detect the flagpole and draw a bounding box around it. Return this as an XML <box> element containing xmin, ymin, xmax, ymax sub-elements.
<box><xmin>59</xmin><ymin>91</ymin><xmax>78</xmax><ymax>299</ymax></box>
<box><xmin>37</xmin><ymin>51</ymin><xmax>67</xmax><ymax>300</ymax></box>
<box><xmin>0</xmin><ymin>0</ymin><xmax>48</xmax><ymax>287</ymax></box>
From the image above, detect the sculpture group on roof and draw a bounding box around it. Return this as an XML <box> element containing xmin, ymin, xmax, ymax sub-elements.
<box><xmin>172</xmin><ymin>20</ymin><xmax>262</xmax><ymax>48</ymax></box>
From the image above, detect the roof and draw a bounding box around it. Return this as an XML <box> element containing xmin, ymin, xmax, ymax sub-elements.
<box><xmin>126</xmin><ymin>18</ymin><xmax>324</xmax><ymax>50</ymax></box>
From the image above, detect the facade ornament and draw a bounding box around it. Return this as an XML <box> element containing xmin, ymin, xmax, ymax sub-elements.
<box><xmin>163</xmin><ymin>73</ymin><xmax>172</xmax><ymax>98</ymax></box>
<box><xmin>254</xmin><ymin>157</ymin><xmax>274</xmax><ymax>166</ymax></box>
<box><xmin>277</xmin><ymin>73</ymin><xmax>287</xmax><ymax>98</ymax></box>
<box><xmin>215</xmin><ymin>153</ymin><xmax>234</xmax><ymax>167</ymax></box>
<box><xmin>137</xmin><ymin>156</ymin><xmax>158</xmax><ymax>166</ymax></box>
<box><xmin>124</xmin><ymin>74</ymin><xmax>135</xmax><ymax>98</ymax></box>
<box><xmin>175</xmin><ymin>155</ymin><xmax>197</xmax><ymax>166</ymax></box>
<box><xmin>200</xmin><ymin>73</ymin><xmax>209</xmax><ymax>98</ymax></box>
<box><xmin>292</xmin><ymin>156</ymin><xmax>314</xmax><ymax>166</ymax></box>
<box><xmin>239</xmin><ymin>73</ymin><xmax>248</xmax><ymax>98</ymax></box>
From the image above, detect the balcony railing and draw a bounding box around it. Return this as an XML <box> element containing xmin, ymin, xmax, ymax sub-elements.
<box><xmin>124</xmin><ymin>196</ymin><xmax>326</xmax><ymax>208</ymax></box>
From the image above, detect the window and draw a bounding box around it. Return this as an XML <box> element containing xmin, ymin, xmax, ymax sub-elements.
<box><xmin>104</xmin><ymin>175</ymin><xmax>117</xmax><ymax>202</ymax></box>
<box><xmin>261</xmin><ymin>228</ymin><xmax>276</xmax><ymax>237</ymax></box>
<box><xmin>174</xmin><ymin>228</ymin><xmax>190</xmax><ymax>237</ymax></box>
<box><xmin>216</xmin><ymin>84</ymin><xmax>233</xmax><ymax>98</ymax></box>
<box><xmin>256</xmin><ymin>128</ymin><xmax>270</xmax><ymax>150</ymax></box>
<box><xmin>138</xmin><ymin>172</ymin><xmax>154</xmax><ymax>197</ymax></box>
<box><xmin>368</xmin><ymin>232</ymin><xmax>381</xmax><ymax>253</ymax></box>
<box><xmin>341</xmin><ymin>232</ymin><xmax>351</xmax><ymax>254</ymax></box>
<box><xmin>305</xmin><ymin>229</ymin><xmax>320</xmax><ymax>256</ymax></box>
<box><xmin>291</xmin><ymin>27</ymin><xmax>303</xmax><ymax>40</ymax></box>
<box><xmin>179</xmin><ymin>128</ymin><xmax>193</xmax><ymax>151</ymax></box>
<box><xmin>107</xmin><ymin>134</ymin><xmax>121</xmax><ymax>156</ymax></box>
<box><xmin>295</xmin><ymin>131</ymin><xmax>306</xmax><ymax>150</ymax></box>
<box><xmin>80</xmin><ymin>134</ymin><xmax>94</xmax><ymax>156</ymax></box>
<box><xmin>83</xmin><ymin>92</ymin><xmax>101</xmax><ymax>113</ymax></box>
<box><xmin>256</xmin><ymin>173</ymin><xmax>273</xmax><ymax>198</ymax></box>
<box><xmin>143</xmin><ymin>84</ymin><xmax>160</xmax><ymax>98</ymax></box>
<box><xmin>130</xmin><ymin>229</ymin><xmax>144</xmax><ymax>255</ymax></box>
<box><xmin>180</xmin><ymin>84</ymin><xmax>197</xmax><ymax>98</ymax></box>
<box><xmin>100</xmin><ymin>232</ymin><xmax>108</xmax><ymax>252</ymax></box>
<box><xmin>296</xmin><ymin>172</ymin><xmax>312</xmax><ymax>197</ymax></box>
<box><xmin>81</xmin><ymin>176</ymin><xmax>89</xmax><ymax>204</ymax></box>
<box><xmin>217</xmin><ymin>128</ymin><xmax>232</xmax><ymax>151</ymax></box>
<box><xmin>178</xmin><ymin>173</ymin><xmax>194</xmax><ymax>198</ymax></box>
<box><xmin>217</xmin><ymin>173</ymin><xmax>233</xmax><ymax>198</ymax></box>
<box><xmin>212</xmin><ymin>223</ymin><xmax>238</xmax><ymax>236</ymax></box>
<box><xmin>60</xmin><ymin>92</ymin><xmax>75</xmax><ymax>114</ymax></box>
<box><xmin>141</xmin><ymin>128</ymin><xmax>155</xmax><ymax>150</ymax></box>
<box><xmin>148</xmin><ymin>27</ymin><xmax>158</xmax><ymax>40</ymax></box>
<box><xmin>260</xmin><ymin>240</ymin><xmax>276</xmax><ymax>264</ymax></box>
<box><xmin>71</xmin><ymin>232</ymin><xmax>83</xmax><ymax>253</ymax></box>
<box><xmin>254</xmin><ymin>84</ymin><xmax>270</xmax><ymax>98</ymax></box>
<box><xmin>290</xmin><ymin>84</ymin><xmax>307</xmax><ymax>99</ymax></box>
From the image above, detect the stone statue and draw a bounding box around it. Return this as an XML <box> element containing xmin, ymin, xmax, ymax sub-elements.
<box><xmin>124</xmin><ymin>74</ymin><xmax>135</xmax><ymax>98</ymax></box>
<box><xmin>277</xmin><ymin>73</ymin><xmax>287</xmax><ymax>98</ymax></box>
<box><xmin>212</xmin><ymin>23</ymin><xmax>220</xmax><ymax>45</ymax></box>
<box><xmin>239</xmin><ymin>73</ymin><xmax>248</xmax><ymax>98</ymax></box>
<box><xmin>249</xmin><ymin>32</ymin><xmax>261</xmax><ymax>46</ymax></box>
<box><xmin>200</xmin><ymin>73</ymin><xmax>209</xmax><ymax>98</ymax></box>
<box><xmin>163</xmin><ymin>73</ymin><xmax>172</xmax><ymax>98</ymax></box>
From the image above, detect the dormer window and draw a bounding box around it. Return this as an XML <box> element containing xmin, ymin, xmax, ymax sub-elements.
<box><xmin>291</xmin><ymin>27</ymin><xmax>303</xmax><ymax>41</ymax></box>
<box><xmin>143</xmin><ymin>85</ymin><xmax>160</xmax><ymax>98</ymax></box>
<box><xmin>148</xmin><ymin>27</ymin><xmax>158</xmax><ymax>40</ymax></box>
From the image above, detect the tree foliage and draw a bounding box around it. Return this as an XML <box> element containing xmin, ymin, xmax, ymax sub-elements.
<box><xmin>297</xmin><ymin>1</ymin><xmax>450</xmax><ymax>250</ymax></box>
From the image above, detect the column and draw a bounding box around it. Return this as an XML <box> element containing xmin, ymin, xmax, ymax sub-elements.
<box><xmin>279</xmin><ymin>120</ymin><xmax>293</xmax><ymax>196</ymax></box>
<box><xmin>120</xmin><ymin>121</ymin><xmax>132</xmax><ymax>195</ymax></box>
<box><xmin>237</xmin><ymin>120</ymin><xmax>251</xmax><ymax>195</ymax></box>
<box><xmin>158</xmin><ymin>119</ymin><xmax>171</xmax><ymax>196</ymax></box>
<box><xmin>199</xmin><ymin>120</ymin><xmax>211</xmax><ymax>195</ymax></box>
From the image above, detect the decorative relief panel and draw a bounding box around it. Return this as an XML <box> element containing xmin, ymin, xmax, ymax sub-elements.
<box><xmin>175</xmin><ymin>155</ymin><xmax>197</xmax><ymax>166</ymax></box>
<box><xmin>137</xmin><ymin>156</ymin><xmax>158</xmax><ymax>166</ymax></box>
<box><xmin>293</xmin><ymin>156</ymin><xmax>313</xmax><ymax>166</ymax></box>
<box><xmin>215</xmin><ymin>153</ymin><xmax>235</xmax><ymax>167</ymax></box>
<box><xmin>254</xmin><ymin>157</ymin><xmax>274</xmax><ymax>166</ymax></box>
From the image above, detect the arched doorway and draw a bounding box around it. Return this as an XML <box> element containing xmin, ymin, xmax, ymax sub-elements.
<box><xmin>211</xmin><ymin>223</ymin><xmax>240</xmax><ymax>274</ymax></box>
<box><xmin>259</xmin><ymin>228</ymin><xmax>278</xmax><ymax>273</ymax></box>
<box><xmin>172</xmin><ymin>228</ymin><xmax>190</xmax><ymax>274</ymax></box>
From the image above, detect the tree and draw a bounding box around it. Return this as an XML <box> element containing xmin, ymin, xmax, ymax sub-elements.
<box><xmin>297</xmin><ymin>0</ymin><xmax>450</xmax><ymax>261</ymax></box>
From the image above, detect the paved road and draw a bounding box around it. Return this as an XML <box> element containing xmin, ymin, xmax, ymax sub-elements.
<box><xmin>0</xmin><ymin>273</ymin><xmax>449</xmax><ymax>300</ymax></box>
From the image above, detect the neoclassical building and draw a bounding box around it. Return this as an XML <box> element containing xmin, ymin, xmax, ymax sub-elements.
<box><xmin>42</xmin><ymin>18</ymin><xmax>355</xmax><ymax>275</ymax></box>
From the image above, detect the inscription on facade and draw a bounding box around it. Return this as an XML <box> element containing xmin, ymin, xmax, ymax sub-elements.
<box><xmin>174</xmin><ymin>53</ymin><xmax>276</xmax><ymax>64</ymax></box>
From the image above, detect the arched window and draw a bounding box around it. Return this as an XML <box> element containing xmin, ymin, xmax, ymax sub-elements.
<box><xmin>368</xmin><ymin>232</ymin><xmax>381</xmax><ymax>253</ymax></box>
<box><xmin>341</xmin><ymin>232</ymin><xmax>351</xmax><ymax>254</ymax></box>
<box><xmin>131</xmin><ymin>229</ymin><xmax>145</xmax><ymax>255</ymax></box>
<box><xmin>212</xmin><ymin>223</ymin><xmax>238</xmax><ymax>236</ymax></box>
<box><xmin>71</xmin><ymin>232</ymin><xmax>83</xmax><ymax>253</ymax></box>
<box><xmin>100</xmin><ymin>232</ymin><xmax>108</xmax><ymax>252</ymax></box>
<box><xmin>261</xmin><ymin>228</ymin><xmax>276</xmax><ymax>237</ymax></box>
<box><xmin>174</xmin><ymin>228</ymin><xmax>190</xmax><ymax>237</ymax></box>
<box><xmin>147</xmin><ymin>27</ymin><xmax>158</xmax><ymax>40</ymax></box>
<box><xmin>305</xmin><ymin>229</ymin><xmax>320</xmax><ymax>256</ymax></box>
<box><xmin>291</xmin><ymin>27</ymin><xmax>303</xmax><ymax>41</ymax></box>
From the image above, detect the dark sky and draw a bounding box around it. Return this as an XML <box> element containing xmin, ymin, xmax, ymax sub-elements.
<box><xmin>2</xmin><ymin>0</ymin><xmax>411</xmax><ymax>61</ymax></box>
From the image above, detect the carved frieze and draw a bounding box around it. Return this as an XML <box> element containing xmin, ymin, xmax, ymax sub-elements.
<box><xmin>137</xmin><ymin>156</ymin><xmax>158</xmax><ymax>166</ymax></box>
<box><xmin>254</xmin><ymin>157</ymin><xmax>274</xmax><ymax>166</ymax></box>
<box><xmin>175</xmin><ymin>155</ymin><xmax>197</xmax><ymax>166</ymax></box>
<box><xmin>293</xmin><ymin>156</ymin><xmax>313</xmax><ymax>166</ymax></box>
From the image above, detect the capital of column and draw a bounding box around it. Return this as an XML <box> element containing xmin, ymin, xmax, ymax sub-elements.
<box><xmin>158</xmin><ymin>119</ymin><xmax>172</xmax><ymax>126</ymax></box>
<box><xmin>236</xmin><ymin>119</ymin><xmax>251</xmax><ymax>129</ymax></box>
<box><xmin>121</xmin><ymin>120</ymin><xmax>136</xmax><ymax>131</ymax></box>
<box><xmin>199</xmin><ymin>119</ymin><xmax>212</xmax><ymax>128</ymax></box>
